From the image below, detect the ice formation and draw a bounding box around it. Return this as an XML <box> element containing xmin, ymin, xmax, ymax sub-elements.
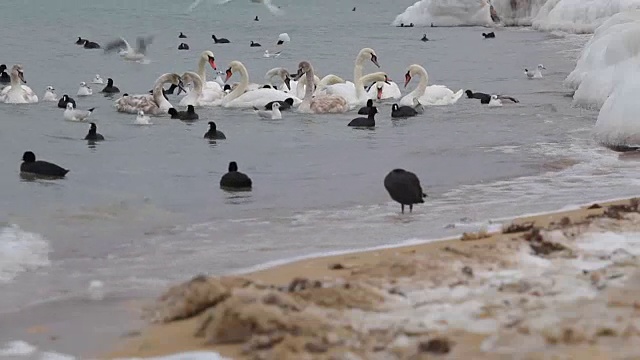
<box><xmin>392</xmin><ymin>0</ymin><xmax>640</xmax><ymax>32</ymax></box>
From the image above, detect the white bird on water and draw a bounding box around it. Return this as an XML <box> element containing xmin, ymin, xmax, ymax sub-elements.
<box><xmin>263</xmin><ymin>50</ymin><xmax>281</xmax><ymax>58</ymax></box>
<box><xmin>64</xmin><ymin>102</ymin><xmax>95</xmax><ymax>122</ymax></box>
<box><xmin>92</xmin><ymin>74</ymin><xmax>104</xmax><ymax>84</ymax></box>
<box><xmin>42</xmin><ymin>86</ymin><xmax>58</xmax><ymax>102</ymax></box>
<box><xmin>187</xmin><ymin>0</ymin><xmax>283</xmax><ymax>15</ymax></box>
<box><xmin>135</xmin><ymin>110</ymin><xmax>152</xmax><ymax>125</ymax></box>
<box><xmin>525</xmin><ymin>64</ymin><xmax>545</xmax><ymax>79</ymax></box>
<box><xmin>254</xmin><ymin>101</ymin><xmax>282</xmax><ymax>119</ymax></box>
<box><xmin>488</xmin><ymin>95</ymin><xmax>502</xmax><ymax>107</ymax></box>
<box><xmin>77</xmin><ymin>82</ymin><xmax>93</xmax><ymax>96</ymax></box>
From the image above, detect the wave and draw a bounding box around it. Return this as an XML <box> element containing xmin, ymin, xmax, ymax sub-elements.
<box><xmin>392</xmin><ymin>0</ymin><xmax>640</xmax><ymax>33</ymax></box>
<box><xmin>0</xmin><ymin>224</ymin><xmax>50</xmax><ymax>283</ymax></box>
<box><xmin>559</xmin><ymin>10</ymin><xmax>640</xmax><ymax>147</ymax></box>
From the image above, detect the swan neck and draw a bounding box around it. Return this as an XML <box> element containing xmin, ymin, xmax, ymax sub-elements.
<box><xmin>153</xmin><ymin>74</ymin><xmax>172</xmax><ymax>103</ymax></box>
<box><xmin>9</xmin><ymin>70</ymin><xmax>20</xmax><ymax>87</ymax></box>
<box><xmin>353</xmin><ymin>60</ymin><xmax>365</xmax><ymax>99</ymax></box>
<box><xmin>197</xmin><ymin>56</ymin><xmax>207</xmax><ymax>83</ymax></box>
<box><xmin>416</xmin><ymin>67</ymin><xmax>428</xmax><ymax>94</ymax></box>
<box><xmin>304</xmin><ymin>68</ymin><xmax>315</xmax><ymax>100</ymax></box>
<box><xmin>226</xmin><ymin>63</ymin><xmax>250</xmax><ymax>101</ymax></box>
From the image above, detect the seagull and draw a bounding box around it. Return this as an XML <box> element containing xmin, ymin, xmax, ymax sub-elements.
<box><xmin>64</xmin><ymin>102</ymin><xmax>95</xmax><ymax>122</ymax></box>
<box><xmin>187</xmin><ymin>0</ymin><xmax>283</xmax><ymax>15</ymax></box>
<box><xmin>103</xmin><ymin>36</ymin><xmax>154</xmax><ymax>62</ymax></box>
<box><xmin>525</xmin><ymin>64</ymin><xmax>545</xmax><ymax>79</ymax></box>
<box><xmin>263</xmin><ymin>50</ymin><xmax>282</xmax><ymax>58</ymax></box>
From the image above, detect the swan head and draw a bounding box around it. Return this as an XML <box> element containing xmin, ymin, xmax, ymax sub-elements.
<box><xmin>537</xmin><ymin>64</ymin><xmax>546</xmax><ymax>70</ymax></box>
<box><xmin>12</xmin><ymin>64</ymin><xmax>26</xmax><ymax>84</ymax></box>
<box><xmin>201</xmin><ymin>50</ymin><xmax>216</xmax><ymax>70</ymax></box>
<box><xmin>292</xmin><ymin>61</ymin><xmax>312</xmax><ymax>81</ymax></box>
<box><xmin>66</xmin><ymin>102</ymin><xmax>74</xmax><ymax>110</ymax></box>
<box><xmin>404</xmin><ymin>64</ymin><xmax>424</xmax><ymax>88</ymax></box>
<box><xmin>224</xmin><ymin>61</ymin><xmax>245</xmax><ymax>82</ymax></box>
<box><xmin>46</xmin><ymin>86</ymin><xmax>55</xmax><ymax>91</ymax></box>
<box><xmin>358</xmin><ymin>48</ymin><xmax>379</xmax><ymax>68</ymax></box>
<box><xmin>376</xmin><ymin>82</ymin><xmax>384</xmax><ymax>100</ymax></box>
<box><xmin>165</xmin><ymin>73</ymin><xmax>186</xmax><ymax>93</ymax></box>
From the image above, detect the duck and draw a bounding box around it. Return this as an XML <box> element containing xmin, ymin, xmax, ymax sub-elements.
<box><xmin>384</xmin><ymin>168</ymin><xmax>427</xmax><ymax>214</ymax></box>
<box><xmin>391</xmin><ymin>103</ymin><xmax>417</xmax><ymax>118</ymax></box>
<box><xmin>264</xmin><ymin>97</ymin><xmax>294</xmax><ymax>111</ymax></box>
<box><xmin>212</xmin><ymin>34</ymin><xmax>230</xmax><ymax>44</ymax></box>
<box><xmin>83</xmin><ymin>40</ymin><xmax>101</xmax><ymax>49</ymax></box>
<box><xmin>254</xmin><ymin>101</ymin><xmax>282</xmax><ymax>119</ymax></box>
<box><xmin>482</xmin><ymin>32</ymin><xmax>496</xmax><ymax>38</ymax></box>
<box><xmin>64</xmin><ymin>102</ymin><xmax>95</xmax><ymax>121</ymax></box>
<box><xmin>220</xmin><ymin>161</ymin><xmax>252</xmax><ymax>190</ymax></box>
<box><xmin>204</xmin><ymin>121</ymin><xmax>226</xmax><ymax>140</ymax></box>
<box><xmin>0</xmin><ymin>64</ymin><xmax>38</xmax><ymax>104</ymax></box>
<box><xmin>179</xmin><ymin>32</ymin><xmax>187</xmax><ymax>38</ymax></box>
<box><xmin>357</xmin><ymin>99</ymin><xmax>374</xmax><ymax>115</ymax></box>
<box><xmin>421</xmin><ymin>34</ymin><xmax>429</xmax><ymax>42</ymax></box>
<box><xmin>77</xmin><ymin>82</ymin><xmax>93</xmax><ymax>96</ymax></box>
<box><xmin>42</xmin><ymin>86</ymin><xmax>58</xmax><ymax>102</ymax></box>
<box><xmin>525</xmin><ymin>64</ymin><xmax>545</xmax><ymax>79</ymax></box>
<box><xmin>20</xmin><ymin>151</ymin><xmax>69</xmax><ymax>178</ymax></box>
<box><xmin>178</xmin><ymin>43</ymin><xmax>190</xmax><ymax>50</ymax></box>
<box><xmin>58</xmin><ymin>95</ymin><xmax>76</xmax><ymax>109</ymax></box>
<box><xmin>348</xmin><ymin>106</ymin><xmax>377</xmax><ymax>128</ymax></box>
<box><xmin>168</xmin><ymin>105</ymin><xmax>198</xmax><ymax>120</ymax></box>
<box><xmin>250</xmin><ymin>41</ymin><xmax>261</xmax><ymax>47</ymax></box>
<box><xmin>134</xmin><ymin>110</ymin><xmax>152</xmax><ymax>125</ymax></box>
<box><xmin>254</xmin><ymin>16</ymin><xmax>259</xmax><ymax>21</ymax></box>
<box><xmin>0</xmin><ymin>64</ymin><xmax>10</xmax><ymax>84</ymax></box>
<box><xmin>92</xmin><ymin>74</ymin><xmax>105</xmax><ymax>84</ymax></box>
<box><xmin>101</xmin><ymin>78</ymin><xmax>120</xmax><ymax>94</ymax></box>
<box><xmin>84</xmin><ymin>122</ymin><xmax>104</xmax><ymax>141</ymax></box>
<box><xmin>75</xmin><ymin>37</ymin><xmax>85</xmax><ymax>45</ymax></box>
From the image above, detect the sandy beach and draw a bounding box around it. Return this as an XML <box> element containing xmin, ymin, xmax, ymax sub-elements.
<box><xmin>105</xmin><ymin>197</ymin><xmax>640</xmax><ymax>359</ymax></box>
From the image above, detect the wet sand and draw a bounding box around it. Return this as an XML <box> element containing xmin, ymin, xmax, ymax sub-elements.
<box><xmin>106</xmin><ymin>198</ymin><xmax>640</xmax><ymax>359</ymax></box>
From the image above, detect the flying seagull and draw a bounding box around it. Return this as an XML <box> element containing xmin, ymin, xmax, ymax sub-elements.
<box><xmin>187</xmin><ymin>0</ymin><xmax>283</xmax><ymax>15</ymax></box>
<box><xmin>103</xmin><ymin>36</ymin><xmax>154</xmax><ymax>62</ymax></box>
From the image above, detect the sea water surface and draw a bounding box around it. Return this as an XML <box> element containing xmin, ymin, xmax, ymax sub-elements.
<box><xmin>1</xmin><ymin>0</ymin><xmax>639</xmax><ymax>356</ymax></box>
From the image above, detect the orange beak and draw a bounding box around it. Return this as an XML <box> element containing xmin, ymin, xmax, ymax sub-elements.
<box><xmin>377</xmin><ymin>87</ymin><xmax>383</xmax><ymax>100</ymax></box>
<box><xmin>224</xmin><ymin>69</ymin><xmax>232</xmax><ymax>82</ymax></box>
<box><xmin>208</xmin><ymin>57</ymin><xmax>217</xmax><ymax>70</ymax></box>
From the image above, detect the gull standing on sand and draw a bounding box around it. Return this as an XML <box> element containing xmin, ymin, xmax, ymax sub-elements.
<box><xmin>103</xmin><ymin>36</ymin><xmax>154</xmax><ymax>62</ymax></box>
<box><xmin>187</xmin><ymin>0</ymin><xmax>283</xmax><ymax>15</ymax></box>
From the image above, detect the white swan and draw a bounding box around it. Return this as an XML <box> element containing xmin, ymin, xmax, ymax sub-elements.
<box><xmin>64</xmin><ymin>102</ymin><xmax>94</xmax><ymax>121</ymax></box>
<box><xmin>103</xmin><ymin>36</ymin><xmax>153</xmax><ymax>62</ymax></box>
<box><xmin>525</xmin><ymin>64</ymin><xmax>545</xmax><ymax>79</ymax></box>
<box><xmin>293</xmin><ymin>61</ymin><xmax>349</xmax><ymax>114</ymax></box>
<box><xmin>42</xmin><ymin>86</ymin><xmax>58</xmax><ymax>102</ymax></box>
<box><xmin>264</xmin><ymin>67</ymin><xmax>292</xmax><ymax>91</ymax></box>
<box><xmin>323</xmin><ymin>47</ymin><xmax>380</xmax><ymax>107</ymax></box>
<box><xmin>77</xmin><ymin>82</ymin><xmax>93</xmax><ymax>96</ymax></box>
<box><xmin>255</xmin><ymin>101</ymin><xmax>282</xmax><ymax>119</ymax></box>
<box><xmin>221</xmin><ymin>61</ymin><xmax>301</xmax><ymax>108</ymax></box>
<box><xmin>179</xmin><ymin>71</ymin><xmax>220</xmax><ymax>107</ymax></box>
<box><xmin>114</xmin><ymin>73</ymin><xmax>183</xmax><ymax>115</ymax></box>
<box><xmin>135</xmin><ymin>110</ymin><xmax>152</xmax><ymax>125</ymax></box>
<box><xmin>92</xmin><ymin>74</ymin><xmax>104</xmax><ymax>84</ymax></box>
<box><xmin>400</xmin><ymin>64</ymin><xmax>463</xmax><ymax>106</ymax></box>
<box><xmin>488</xmin><ymin>95</ymin><xmax>502</xmax><ymax>107</ymax></box>
<box><xmin>0</xmin><ymin>65</ymin><xmax>38</xmax><ymax>104</ymax></box>
<box><xmin>367</xmin><ymin>79</ymin><xmax>401</xmax><ymax>100</ymax></box>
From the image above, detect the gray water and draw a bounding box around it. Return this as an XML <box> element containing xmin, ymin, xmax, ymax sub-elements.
<box><xmin>1</xmin><ymin>0</ymin><xmax>640</xmax><ymax>356</ymax></box>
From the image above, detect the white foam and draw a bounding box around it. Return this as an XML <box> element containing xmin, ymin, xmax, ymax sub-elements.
<box><xmin>0</xmin><ymin>224</ymin><xmax>50</xmax><ymax>283</ymax></box>
<box><xmin>392</xmin><ymin>0</ymin><xmax>640</xmax><ymax>32</ymax></box>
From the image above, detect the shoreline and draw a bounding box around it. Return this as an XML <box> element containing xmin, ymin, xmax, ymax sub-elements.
<box><xmin>106</xmin><ymin>196</ymin><xmax>640</xmax><ymax>359</ymax></box>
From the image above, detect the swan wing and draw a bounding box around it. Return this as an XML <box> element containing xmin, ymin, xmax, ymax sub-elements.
<box><xmin>104</xmin><ymin>37</ymin><xmax>133</xmax><ymax>54</ymax></box>
<box><xmin>136</xmin><ymin>36</ymin><xmax>153</xmax><ymax>54</ymax></box>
